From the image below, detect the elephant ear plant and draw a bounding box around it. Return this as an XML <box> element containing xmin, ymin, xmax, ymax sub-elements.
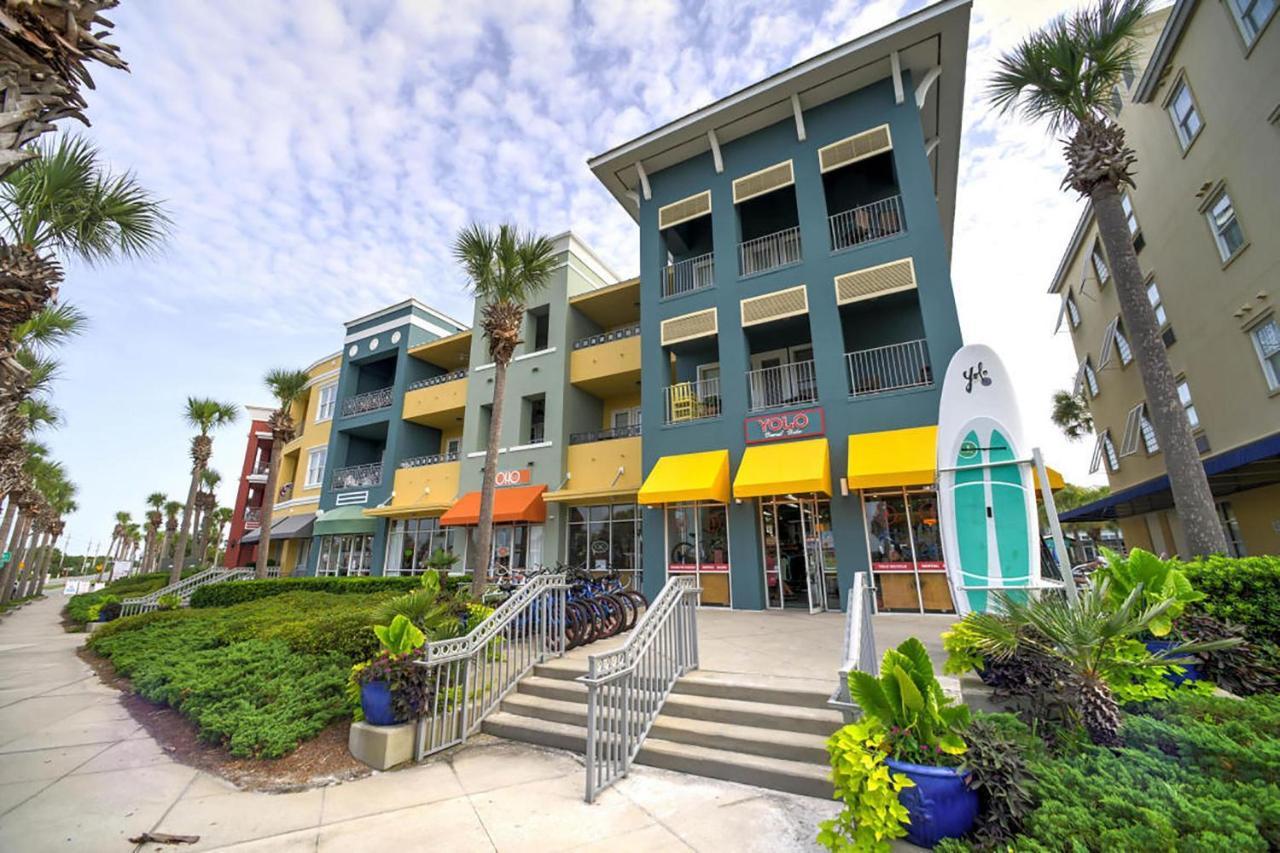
<box><xmin>355</xmin><ymin>615</ymin><xmax>433</xmax><ymax>722</ymax></box>
<box><xmin>1094</xmin><ymin>548</ymin><xmax>1201</xmax><ymax>636</ymax></box>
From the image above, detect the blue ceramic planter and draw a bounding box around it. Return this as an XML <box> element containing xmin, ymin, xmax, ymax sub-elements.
<box><xmin>360</xmin><ymin>680</ymin><xmax>401</xmax><ymax>726</ymax></box>
<box><xmin>885</xmin><ymin>758</ymin><xmax>978</xmax><ymax>848</ymax></box>
<box><xmin>1145</xmin><ymin>639</ymin><xmax>1201</xmax><ymax>685</ymax></box>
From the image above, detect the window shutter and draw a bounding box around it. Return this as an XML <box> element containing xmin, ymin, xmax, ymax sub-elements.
<box><xmin>740</xmin><ymin>285</ymin><xmax>808</xmax><ymax>327</ymax></box>
<box><xmin>731</xmin><ymin>160</ymin><xmax>794</xmax><ymax>204</ymax></box>
<box><xmin>660</xmin><ymin>308</ymin><xmax>718</xmax><ymax>346</ymax></box>
<box><xmin>818</xmin><ymin>124</ymin><xmax>893</xmax><ymax>173</ymax></box>
<box><xmin>658</xmin><ymin>191</ymin><xmax>712</xmax><ymax>230</ymax></box>
<box><xmin>834</xmin><ymin>258</ymin><xmax>916</xmax><ymax>305</ymax></box>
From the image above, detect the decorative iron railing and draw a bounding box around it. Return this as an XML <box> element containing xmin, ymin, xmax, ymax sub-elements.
<box><xmin>414</xmin><ymin>573</ymin><xmax>569</xmax><ymax>760</ymax></box>
<box><xmin>739</xmin><ymin>226</ymin><xmax>801</xmax><ymax>276</ymax></box>
<box><xmin>400</xmin><ymin>450</ymin><xmax>460</xmax><ymax>469</ymax></box>
<box><xmin>580</xmin><ymin>575</ymin><xmax>700</xmax><ymax>802</ymax></box>
<box><xmin>341</xmin><ymin>386</ymin><xmax>393</xmax><ymax>417</ymax></box>
<box><xmin>408</xmin><ymin>369</ymin><xmax>467</xmax><ymax>391</ymax></box>
<box><xmin>846</xmin><ymin>339</ymin><xmax>932</xmax><ymax>397</ymax></box>
<box><xmin>662</xmin><ymin>252</ymin><xmax>715</xmax><ymax>298</ymax></box>
<box><xmin>243</xmin><ymin>507</ymin><xmax>262</xmax><ymax>525</ymax></box>
<box><xmin>573</xmin><ymin>323</ymin><xmax>640</xmax><ymax>351</ymax></box>
<box><xmin>746</xmin><ymin>359</ymin><xmax>818</xmax><ymax>412</ymax></box>
<box><xmin>828</xmin><ymin>572</ymin><xmax>877</xmax><ymax>722</ymax></box>
<box><xmin>569</xmin><ymin>424</ymin><xmax>642</xmax><ymax>445</ymax></box>
<box><xmin>120</xmin><ymin>567</ymin><xmax>254</xmax><ymax>617</ymax></box>
<box><xmin>332</xmin><ymin>461</ymin><xmax>383</xmax><ymax>489</ymax></box>
<box><xmin>662</xmin><ymin>377</ymin><xmax>721</xmax><ymax>424</ymax></box>
<box><xmin>828</xmin><ymin>195</ymin><xmax>904</xmax><ymax>252</ymax></box>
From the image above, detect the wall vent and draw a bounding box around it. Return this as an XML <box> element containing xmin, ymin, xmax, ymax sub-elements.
<box><xmin>818</xmin><ymin>124</ymin><xmax>893</xmax><ymax>173</ymax></box>
<box><xmin>334</xmin><ymin>491</ymin><xmax>369</xmax><ymax>506</ymax></box>
<box><xmin>732</xmin><ymin>160</ymin><xmax>795</xmax><ymax>204</ymax></box>
<box><xmin>741</xmin><ymin>285</ymin><xmax>809</xmax><ymax>327</ymax></box>
<box><xmin>660</xmin><ymin>308</ymin><xmax>718</xmax><ymax>346</ymax></box>
<box><xmin>834</xmin><ymin>258</ymin><xmax>916</xmax><ymax>305</ymax></box>
<box><xmin>658</xmin><ymin>191</ymin><xmax>712</xmax><ymax>230</ymax></box>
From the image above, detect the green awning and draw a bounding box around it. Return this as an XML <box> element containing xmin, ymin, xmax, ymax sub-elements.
<box><xmin>313</xmin><ymin>505</ymin><xmax>379</xmax><ymax>537</ymax></box>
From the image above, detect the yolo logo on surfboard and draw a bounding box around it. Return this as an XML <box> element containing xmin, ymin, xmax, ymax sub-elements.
<box><xmin>937</xmin><ymin>344</ymin><xmax>1039</xmax><ymax>616</ymax></box>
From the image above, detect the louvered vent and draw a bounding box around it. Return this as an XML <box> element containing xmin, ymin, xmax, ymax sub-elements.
<box><xmin>834</xmin><ymin>258</ymin><xmax>916</xmax><ymax>305</ymax></box>
<box><xmin>732</xmin><ymin>160</ymin><xmax>795</xmax><ymax>204</ymax></box>
<box><xmin>741</xmin><ymin>285</ymin><xmax>808</xmax><ymax>327</ymax></box>
<box><xmin>818</xmin><ymin>124</ymin><xmax>893</xmax><ymax>173</ymax></box>
<box><xmin>658</xmin><ymin>191</ymin><xmax>712</xmax><ymax>230</ymax></box>
<box><xmin>660</xmin><ymin>308</ymin><xmax>718</xmax><ymax>346</ymax></box>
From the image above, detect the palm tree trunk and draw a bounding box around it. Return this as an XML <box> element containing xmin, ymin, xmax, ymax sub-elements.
<box><xmin>472</xmin><ymin>360</ymin><xmax>510</xmax><ymax>598</ymax></box>
<box><xmin>0</xmin><ymin>512</ymin><xmax>28</xmax><ymax>603</ymax></box>
<box><xmin>170</xmin><ymin>467</ymin><xmax>202</xmax><ymax>584</ymax></box>
<box><xmin>255</xmin><ymin>440</ymin><xmax>285</xmax><ymax>579</ymax></box>
<box><xmin>20</xmin><ymin>531</ymin><xmax>49</xmax><ymax>598</ymax></box>
<box><xmin>4</xmin><ymin>518</ymin><xmax>33</xmax><ymax>603</ymax></box>
<box><xmin>36</xmin><ymin>530</ymin><xmax>57</xmax><ymax>594</ymax></box>
<box><xmin>0</xmin><ymin>500</ymin><xmax>16</xmax><ymax>560</ymax></box>
<box><xmin>1090</xmin><ymin>183</ymin><xmax>1226</xmax><ymax>557</ymax></box>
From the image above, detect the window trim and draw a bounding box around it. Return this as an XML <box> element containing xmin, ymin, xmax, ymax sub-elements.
<box><xmin>1175</xmin><ymin>376</ymin><xmax>1201</xmax><ymax>431</ymax></box>
<box><xmin>1224</xmin><ymin>0</ymin><xmax>1278</xmax><ymax>51</ymax></box>
<box><xmin>1201</xmin><ymin>185</ymin><xmax>1248</xmax><ymax>264</ymax></box>
<box><xmin>1163</xmin><ymin>72</ymin><xmax>1204</xmax><ymax>152</ymax></box>
<box><xmin>1089</xmin><ymin>238</ymin><xmax>1110</xmax><ymax>286</ymax></box>
<box><xmin>304</xmin><ymin>445</ymin><xmax>328</xmax><ymax>489</ymax></box>
<box><xmin>1145</xmin><ymin>276</ymin><xmax>1169</xmax><ymax>329</ymax></box>
<box><xmin>1247</xmin><ymin>313</ymin><xmax>1280</xmax><ymax>391</ymax></box>
<box><xmin>315</xmin><ymin>382</ymin><xmax>338</xmax><ymax>423</ymax></box>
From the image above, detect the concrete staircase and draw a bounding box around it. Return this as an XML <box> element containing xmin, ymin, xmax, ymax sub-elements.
<box><xmin>482</xmin><ymin>658</ymin><xmax>841</xmax><ymax>799</ymax></box>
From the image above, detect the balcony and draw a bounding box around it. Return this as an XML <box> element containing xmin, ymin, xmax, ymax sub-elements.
<box><xmin>385</xmin><ymin>459</ymin><xmax>461</xmax><ymax>513</ymax></box>
<box><xmin>663</xmin><ymin>377</ymin><xmax>721</xmax><ymax>424</ymax></box>
<box><xmin>569</xmin><ymin>327</ymin><xmax>641</xmax><ymax>397</ymax></box>
<box><xmin>573</xmin><ymin>323</ymin><xmax>639</xmax><ymax>351</ymax></box>
<box><xmin>557</xmin><ymin>433</ymin><xmax>643</xmax><ymax>499</ymax></box>
<box><xmin>846</xmin><ymin>339</ymin><xmax>932</xmax><ymax>397</ymax></box>
<box><xmin>247</xmin><ymin>460</ymin><xmax>270</xmax><ymax>482</ymax></box>
<box><xmin>569</xmin><ymin>424</ymin><xmax>642</xmax><ymax>445</ymax></box>
<box><xmin>341</xmin><ymin>387</ymin><xmax>393</xmax><ymax>418</ymax></box>
<box><xmin>829</xmin><ymin>195</ymin><xmax>904</xmax><ymax>252</ymax></box>
<box><xmin>400</xmin><ymin>450</ymin><xmax>460</xmax><ymax>469</ymax></box>
<box><xmin>332</xmin><ymin>461</ymin><xmax>383</xmax><ymax>490</ymax></box>
<box><xmin>662</xmin><ymin>252</ymin><xmax>715</xmax><ymax>298</ymax></box>
<box><xmin>746</xmin><ymin>359</ymin><xmax>818</xmax><ymax>412</ymax></box>
<box><xmin>243</xmin><ymin>506</ymin><xmax>262</xmax><ymax>527</ymax></box>
<box><xmin>408</xmin><ymin>368</ymin><xmax>466</xmax><ymax>390</ymax></box>
<box><xmin>739</xmin><ymin>227</ymin><xmax>801</xmax><ymax>277</ymax></box>
<box><xmin>403</xmin><ymin>374</ymin><xmax>467</xmax><ymax>429</ymax></box>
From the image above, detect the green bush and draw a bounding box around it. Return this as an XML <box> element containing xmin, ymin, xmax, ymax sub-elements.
<box><xmin>188</xmin><ymin>575</ymin><xmax>472</xmax><ymax>609</ymax></box>
<box><xmin>1181</xmin><ymin>555</ymin><xmax>1280</xmax><ymax>644</ymax></box>
<box><xmin>66</xmin><ymin>571</ymin><xmax>192</xmax><ymax>627</ymax></box>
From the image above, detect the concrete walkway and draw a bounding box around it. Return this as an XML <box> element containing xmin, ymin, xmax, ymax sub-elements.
<box><xmin>0</xmin><ymin>592</ymin><xmax>838</xmax><ymax>852</ymax></box>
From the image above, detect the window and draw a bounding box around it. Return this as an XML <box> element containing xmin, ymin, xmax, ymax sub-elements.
<box><xmin>1227</xmin><ymin>0</ymin><xmax>1277</xmax><ymax>46</ymax></box>
<box><xmin>527</xmin><ymin>396</ymin><xmax>546</xmax><ymax>444</ymax></box>
<box><xmin>530</xmin><ymin>308</ymin><xmax>550</xmax><ymax>352</ymax></box>
<box><xmin>1122</xmin><ymin>61</ymin><xmax>1135</xmax><ymax>89</ymax></box>
<box><xmin>305</xmin><ymin>447</ymin><xmax>327</xmax><ymax>488</ymax></box>
<box><xmin>1066</xmin><ymin>292</ymin><xmax>1081</xmax><ymax>329</ymax></box>
<box><xmin>315</xmin><ymin>383</ymin><xmax>337</xmax><ymax>422</ymax></box>
<box><xmin>1092</xmin><ymin>430</ymin><xmax>1120</xmax><ymax>474</ymax></box>
<box><xmin>1205</xmin><ymin>190</ymin><xmax>1245</xmax><ymax>261</ymax></box>
<box><xmin>1090</xmin><ymin>239</ymin><xmax>1110</xmax><ymax>285</ymax></box>
<box><xmin>1177</xmin><ymin>378</ymin><xmax>1200</xmax><ymax>429</ymax></box>
<box><xmin>315</xmin><ymin>534</ymin><xmax>373</xmax><ymax>576</ymax></box>
<box><xmin>1110</xmin><ymin>86</ymin><xmax>1123</xmax><ymax>116</ymax></box>
<box><xmin>1250</xmin><ymin>317</ymin><xmax>1280</xmax><ymax>389</ymax></box>
<box><xmin>1120</xmin><ymin>403</ymin><xmax>1154</xmax><ymax>456</ymax></box>
<box><xmin>1147</xmin><ymin>281</ymin><xmax>1167</xmax><ymax>326</ymax></box>
<box><xmin>566</xmin><ymin>504</ymin><xmax>642</xmax><ymax>587</ymax></box>
<box><xmin>1217</xmin><ymin>501</ymin><xmax>1248</xmax><ymax>557</ymax></box>
<box><xmin>445</xmin><ymin>436</ymin><xmax>461</xmax><ymax>458</ymax></box>
<box><xmin>665</xmin><ymin>502</ymin><xmax>731</xmax><ymax>607</ymax></box>
<box><xmin>1167</xmin><ymin>78</ymin><xmax>1203</xmax><ymax>149</ymax></box>
<box><xmin>1121</xmin><ymin>193</ymin><xmax>1144</xmax><ymax>250</ymax></box>
<box><xmin>1139</xmin><ymin>408</ymin><xmax>1159</xmax><ymax>454</ymax></box>
<box><xmin>1114</xmin><ymin>321</ymin><xmax>1133</xmax><ymax>366</ymax></box>
<box><xmin>611</xmin><ymin>407</ymin><xmax>642</xmax><ymax>431</ymax></box>
<box><xmin>1082</xmin><ymin>358</ymin><xmax>1100</xmax><ymax>398</ymax></box>
<box><xmin>489</xmin><ymin>523</ymin><xmax>542</xmax><ymax>578</ymax></box>
<box><xmin>385</xmin><ymin>517</ymin><xmax>463</xmax><ymax>576</ymax></box>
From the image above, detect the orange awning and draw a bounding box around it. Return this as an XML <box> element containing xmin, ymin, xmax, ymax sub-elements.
<box><xmin>439</xmin><ymin>484</ymin><xmax>547</xmax><ymax>527</ymax></box>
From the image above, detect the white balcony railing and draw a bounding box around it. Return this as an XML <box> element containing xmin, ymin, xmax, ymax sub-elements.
<box><xmin>828</xmin><ymin>195</ymin><xmax>904</xmax><ymax>252</ymax></box>
<box><xmin>739</xmin><ymin>226</ymin><xmax>801</xmax><ymax>276</ymax></box>
<box><xmin>332</xmin><ymin>461</ymin><xmax>383</xmax><ymax>489</ymax></box>
<box><xmin>746</xmin><ymin>359</ymin><xmax>818</xmax><ymax>412</ymax></box>
<box><xmin>663</xmin><ymin>377</ymin><xmax>721</xmax><ymax>424</ymax></box>
<box><xmin>341</xmin><ymin>386</ymin><xmax>393</xmax><ymax>417</ymax></box>
<box><xmin>846</xmin><ymin>339</ymin><xmax>932</xmax><ymax>397</ymax></box>
<box><xmin>663</xmin><ymin>252</ymin><xmax>715</xmax><ymax>298</ymax></box>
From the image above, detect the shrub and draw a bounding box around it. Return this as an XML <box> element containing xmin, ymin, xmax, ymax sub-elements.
<box><xmin>66</xmin><ymin>572</ymin><xmax>176</xmax><ymax>627</ymax></box>
<box><xmin>188</xmin><ymin>575</ymin><xmax>472</xmax><ymax>609</ymax></box>
<box><xmin>1181</xmin><ymin>555</ymin><xmax>1280</xmax><ymax>644</ymax></box>
<box><xmin>155</xmin><ymin>593</ymin><xmax>182</xmax><ymax>611</ymax></box>
<box><xmin>957</xmin><ymin>715</ymin><xmax>1037</xmax><ymax>850</ymax></box>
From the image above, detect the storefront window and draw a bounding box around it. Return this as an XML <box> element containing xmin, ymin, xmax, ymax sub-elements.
<box><xmin>489</xmin><ymin>523</ymin><xmax>542</xmax><ymax>578</ymax></box>
<box><xmin>385</xmin><ymin>517</ymin><xmax>463</xmax><ymax>576</ymax></box>
<box><xmin>567</xmin><ymin>504</ymin><xmax>642</xmax><ymax>588</ymax></box>
<box><xmin>863</xmin><ymin>488</ymin><xmax>955</xmax><ymax>614</ymax></box>
<box><xmin>758</xmin><ymin>496</ymin><xmax>836</xmax><ymax>611</ymax></box>
<box><xmin>666</xmin><ymin>502</ymin><xmax>730</xmax><ymax>607</ymax></box>
<box><xmin>315</xmin><ymin>534</ymin><xmax>373</xmax><ymax>577</ymax></box>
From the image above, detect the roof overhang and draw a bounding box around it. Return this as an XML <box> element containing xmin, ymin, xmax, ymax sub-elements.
<box><xmin>1048</xmin><ymin>204</ymin><xmax>1095</xmax><ymax>294</ymax></box>
<box><xmin>1132</xmin><ymin>0</ymin><xmax>1195</xmax><ymax>104</ymax></box>
<box><xmin>587</xmin><ymin>0</ymin><xmax>972</xmax><ymax>254</ymax></box>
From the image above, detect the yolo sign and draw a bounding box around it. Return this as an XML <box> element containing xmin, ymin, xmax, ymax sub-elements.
<box><xmin>744</xmin><ymin>407</ymin><xmax>825</xmax><ymax>444</ymax></box>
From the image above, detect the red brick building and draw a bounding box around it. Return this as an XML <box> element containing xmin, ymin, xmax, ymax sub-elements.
<box><xmin>223</xmin><ymin>405</ymin><xmax>274</xmax><ymax>568</ymax></box>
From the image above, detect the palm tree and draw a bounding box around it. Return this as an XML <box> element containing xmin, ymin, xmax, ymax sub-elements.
<box><xmin>452</xmin><ymin>224</ymin><xmax>557</xmax><ymax>596</ymax></box>
<box><xmin>256</xmin><ymin>368</ymin><xmax>310</xmax><ymax>579</ymax></box>
<box><xmin>1050</xmin><ymin>388</ymin><xmax>1094</xmax><ymax>441</ymax></box>
<box><xmin>169</xmin><ymin>398</ymin><xmax>237</xmax><ymax>582</ymax></box>
<box><xmin>0</xmin><ymin>3</ymin><xmax>127</xmax><ymax>176</ymax></box>
<box><xmin>142</xmin><ymin>491</ymin><xmax>166</xmax><ymax>571</ymax></box>
<box><xmin>108</xmin><ymin>510</ymin><xmax>131</xmax><ymax>560</ymax></box>
<box><xmin>160</xmin><ymin>499</ymin><xmax>183</xmax><ymax>571</ymax></box>
<box><xmin>211</xmin><ymin>506</ymin><xmax>233</xmax><ymax>567</ymax></box>
<box><xmin>193</xmin><ymin>468</ymin><xmax>221</xmax><ymax>568</ymax></box>
<box><xmin>989</xmin><ymin>0</ymin><xmax>1226</xmax><ymax>556</ymax></box>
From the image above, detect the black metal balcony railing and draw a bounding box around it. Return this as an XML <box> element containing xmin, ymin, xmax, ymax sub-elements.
<box><xmin>341</xmin><ymin>387</ymin><xmax>393</xmax><ymax>417</ymax></box>
<box><xmin>332</xmin><ymin>461</ymin><xmax>383</xmax><ymax>489</ymax></box>
<box><xmin>572</xmin><ymin>323</ymin><xmax>640</xmax><ymax>351</ymax></box>
<box><xmin>569</xmin><ymin>424</ymin><xmax>642</xmax><ymax>445</ymax></box>
<box><xmin>399</xmin><ymin>450</ymin><xmax>461</xmax><ymax>469</ymax></box>
<box><xmin>407</xmin><ymin>369</ymin><xmax>467</xmax><ymax>392</ymax></box>
<box><xmin>829</xmin><ymin>195</ymin><xmax>905</xmax><ymax>252</ymax></box>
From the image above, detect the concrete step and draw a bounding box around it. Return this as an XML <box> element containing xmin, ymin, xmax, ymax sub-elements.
<box><xmin>500</xmin><ymin>693</ymin><xmax>588</xmax><ymax>727</ymax></box>
<box><xmin>534</xmin><ymin>658</ymin><xmax>589</xmax><ymax>681</ymax></box>
<box><xmin>671</xmin><ymin>671</ymin><xmax>832</xmax><ymax>710</ymax></box>
<box><xmin>659</xmin><ymin>692</ymin><xmax>844</xmax><ymax>737</ymax></box>
<box><xmin>482</xmin><ymin>711</ymin><xmax>586</xmax><ymax>753</ymax></box>
<box><xmin>517</xmin><ymin>674</ymin><xmax>588</xmax><ymax>704</ymax></box>
<box><xmin>650</xmin><ymin>713</ymin><xmax>830</xmax><ymax>765</ymax></box>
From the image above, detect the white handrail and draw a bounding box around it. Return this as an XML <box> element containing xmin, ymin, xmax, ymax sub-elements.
<box><xmin>828</xmin><ymin>572</ymin><xmax>877</xmax><ymax>722</ymax></box>
<box><xmin>414</xmin><ymin>573</ymin><xmax>568</xmax><ymax>760</ymax></box>
<box><xmin>120</xmin><ymin>567</ymin><xmax>253</xmax><ymax>616</ymax></box>
<box><xmin>579</xmin><ymin>575</ymin><xmax>700</xmax><ymax>802</ymax></box>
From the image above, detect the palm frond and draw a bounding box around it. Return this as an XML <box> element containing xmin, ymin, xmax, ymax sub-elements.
<box><xmin>183</xmin><ymin>397</ymin><xmax>239</xmax><ymax>434</ymax></box>
<box><xmin>12</xmin><ymin>302</ymin><xmax>88</xmax><ymax>351</ymax></box>
<box><xmin>264</xmin><ymin>367</ymin><xmax>310</xmax><ymax>408</ymax></box>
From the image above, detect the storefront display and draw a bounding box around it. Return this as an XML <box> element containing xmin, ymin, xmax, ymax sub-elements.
<box><xmin>490</xmin><ymin>522</ymin><xmax>542</xmax><ymax>578</ymax></box>
<box><xmin>665</xmin><ymin>502</ymin><xmax>731</xmax><ymax>606</ymax></box>
<box><xmin>863</xmin><ymin>488</ymin><xmax>955</xmax><ymax>613</ymax></box>
<box><xmin>758</xmin><ymin>495</ymin><xmax>838</xmax><ymax>611</ymax></box>
<box><xmin>566</xmin><ymin>503</ymin><xmax>642</xmax><ymax>587</ymax></box>
<box><xmin>384</xmin><ymin>516</ymin><xmax>464</xmax><ymax>576</ymax></box>
<box><xmin>315</xmin><ymin>533</ymin><xmax>374</xmax><ymax>577</ymax></box>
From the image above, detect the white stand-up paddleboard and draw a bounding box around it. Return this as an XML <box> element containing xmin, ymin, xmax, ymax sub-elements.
<box><xmin>936</xmin><ymin>345</ymin><xmax>1040</xmax><ymax>616</ymax></box>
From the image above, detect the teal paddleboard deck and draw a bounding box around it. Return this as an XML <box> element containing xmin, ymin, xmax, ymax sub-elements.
<box><xmin>953</xmin><ymin>430</ymin><xmax>988</xmax><ymax>613</ymax></box>
<box><xmin>988</xmin><ymin>429</ymin><xmax>1032</xmax><ymax>606</ymax></box>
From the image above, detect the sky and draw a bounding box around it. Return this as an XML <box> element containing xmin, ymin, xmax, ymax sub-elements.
<box><xmin>47</xmin><ymin>0</ymin><xmax>1107</xmax><ymax>555</ymax></box>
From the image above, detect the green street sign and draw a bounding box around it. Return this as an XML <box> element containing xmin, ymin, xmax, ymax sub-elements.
<box><xmin>0</xmin><ymin>551</ymin><xmax>9</xmax><ymax>566</ymax></box>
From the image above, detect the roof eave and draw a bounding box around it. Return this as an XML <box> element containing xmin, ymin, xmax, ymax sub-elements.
<box><xmin>1048</xmin><ymin>204</ymin><xmax>1095</xmax><ymax>294</ymax></box>
<box><xmin>1132</xmin><ymin>0</ymin><xmax>1196</xmax><ymax>104</ymax></box>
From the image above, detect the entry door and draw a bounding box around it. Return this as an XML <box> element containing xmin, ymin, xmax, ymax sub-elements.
<box><xmin>801</xmin><ymin>499</ymin><xmax>828</xmax><ymax>613</ymax></box>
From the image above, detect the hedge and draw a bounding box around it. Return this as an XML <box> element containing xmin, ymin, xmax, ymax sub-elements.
<box><xmin>66</xmin><ymin>572</ymin><xmax>187</xmax><ymax>627</ymax></box>
<box><xmin>188</xmin><ymin>574</ymin><xmax>472</xmax><ymax>609</ymax></box>
<box><xmin>1181</xmin><ymin>555</ymin><xmax>1280</xmax><ymax>644</ymax></box>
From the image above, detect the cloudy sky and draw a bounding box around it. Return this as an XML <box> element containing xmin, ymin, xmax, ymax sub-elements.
<box><xmin>49</xmin><ymin>0</ymin><xmax>1107</xmax><ymax>554</ymax></box>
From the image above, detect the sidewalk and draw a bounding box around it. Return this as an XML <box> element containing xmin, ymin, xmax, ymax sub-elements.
<box><xmin>0</xmin><ymin>593</ymin><xmax>838</xmax><ymax>852</ymax></box>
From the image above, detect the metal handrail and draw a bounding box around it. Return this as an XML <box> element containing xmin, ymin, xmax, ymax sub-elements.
<box><xmin>739</xmin><ymin>226</ymin><xmax>801</xmax><ymax>276</ymax></box>
<box><xmin>400</xmin><ymin>450</ymin><xmax>460</xmax><ymax>469</ymax></box>
<box><xmin>414</xmin><ymin>573</ymin><xmax>569</xmax><ymax>760</ymax></box>
<box><xmin>332</xmin><ymin>461</ymin><xmax>383</xmax><ymax>489</ymax></box>
<box><xmin>663</xmin><ymin>377</ymin><xmax>721</xmax><ymax>424</ymax></box>
<box><xmin>341</xmin><ymin>386</ymin><xmax>393</xmax><ymax>417</ymax></box>
<box><xmin>120</xmin><ymin>567</ymin><xmax>253</xmax><ymax>616</ymax></box>
<box><xmin>408</xmin><ymin>369</ymin><xmax>467</xmax><ymax>391</ymax></box>
<box><xmin>569</xmin><ymin>424</ymin><xmax>641</xmax><ymax>445</ymax></box>
<box><xmin>828</xmin><ymin>573</ymin><xmax>877</xmax><ymax>722</ymax></box>
<box><xmin>572</xmin><ymin>323</ymin><xmax>641</xmax><ymax>351</ymax></box>
<box><xmin>579</xmin><ymin>575</ymin><xmax>700</xmax><ymax>802</ymax></box>
<box><xmin>828</xmin><ymin>194</ymin><xmax>904</xmax><ymax>251</ymax></box>
<box><xmin>663</xmin><ymin>252</ymin><xmax>715</xmax><ymax>298</ymax></box>
<box><xmin>746</xmin><ymin>358</ymin><xmax>818</xmax><ymax>412</ymax></box>
<box><xmin>846</xmin><ymin>338</ymin><xmax>932</xmax><ymax>397</ymax></box>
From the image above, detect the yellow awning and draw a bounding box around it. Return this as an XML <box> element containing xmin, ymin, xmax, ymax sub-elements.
<box><xmin>733</xmin><ymin>438</ymin><xmax>831</xmax><ymax>498</ymax></box>
<box><xmin>638</xmin><ymin>449</ymin><xmax>730</xmax><ymax>505</ymax></box>
<box><xmin>543</xmin><ymin>486</ymin><xmax>638</xmax><ymax>503</ymax></box>
<box><xmin>363</xmin><ymin>501</ymin><xmax>453</xmax><ymax>518</ymax></box>
<box><xmin>847</xmin><ymin>425</ymin><xmax>1067</xmax><ymax>491</ymax></box>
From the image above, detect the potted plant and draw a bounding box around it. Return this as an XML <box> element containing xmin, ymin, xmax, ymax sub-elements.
<box><xmin>356</xmin><ymin>614</ymin><xmax>426</xmax><ymax>726</ymax></box>
<box><xmin>831</xmin><ymin>638</ymin><xmax>977</xmax><ymax>849</ymax></box>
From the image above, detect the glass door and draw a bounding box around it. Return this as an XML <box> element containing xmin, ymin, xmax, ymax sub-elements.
<box><xmin>801</xmin><ymin>498</ymin><xmax>829</xmax><ymax>613</ymax></box>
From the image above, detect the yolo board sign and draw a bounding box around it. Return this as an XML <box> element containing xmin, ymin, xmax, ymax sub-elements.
<box><xmin>744</xmin><ymin>407</ymin><xmax>825</xmax><ymax>444</ymax></box>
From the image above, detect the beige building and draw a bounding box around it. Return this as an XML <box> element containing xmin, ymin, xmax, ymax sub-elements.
<box><xmin>1048</xmin><ymin>0</ymin><xmax>1280</xmax><ymax>557</ymax></box>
